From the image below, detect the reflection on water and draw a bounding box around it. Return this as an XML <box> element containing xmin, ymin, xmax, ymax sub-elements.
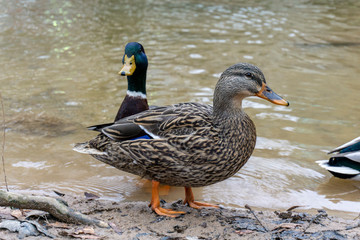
<box><xmin>0</xmin><ymin>0</ymin><xmax>360</xmax><ymax>218</ymax></box>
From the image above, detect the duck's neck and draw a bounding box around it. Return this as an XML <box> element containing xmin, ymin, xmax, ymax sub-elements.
<box><xmin>114</xmin><ymin>94</ymin><xmax>149</xmax><ymax>121</ymax></box>
<box><xmin>127</xmin><ymin>70</ymin><xmax>147</xmax><ymax>96</ymax></box>
<box><xmin>213</xmin><ymin>99</ymin><xmax>256</xmax><ymax>153</ymax></box>
<box><xmin>213</xmin><ymin>94</ymin><xmax>246</xmax><ymax>124</ymax></box>
<box><xmin>213</xmin><ymin>108</ymin><xmax>247</xmax><ymax>129</ymax></box>
<box><xmin>114</xmin><ymin>70</ymin><xmax>148</xmax><ymax>121</ymax></box>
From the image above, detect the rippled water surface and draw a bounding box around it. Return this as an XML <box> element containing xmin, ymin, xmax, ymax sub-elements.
<box><xmin>1</xmin><ymin>0</ymin><xmax>360</xmax><ymax>217</ymax></box>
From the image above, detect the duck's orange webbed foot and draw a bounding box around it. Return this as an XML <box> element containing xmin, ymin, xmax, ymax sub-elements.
<box><xmin>183</xmin><ymin>187</ymin><xmax>219</xmax><ymax>209</ymax></box>
<box><xmin>152</xmin><ymin>206</ymin><xmax>185</xmax><ymax>217</ymax></box>
<box><xmin>149</xmin><ymin>180</ymin><xmax>185</xmax><ymax>217</ymax></box>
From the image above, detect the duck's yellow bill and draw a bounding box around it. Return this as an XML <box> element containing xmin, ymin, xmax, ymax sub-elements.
<box><xmin>118</xmin><ymin>55</ymin><xmax>136</xmax><ymax>76</ymax></box>
<box><xmin>256</xmin><ymin>83</ymin><xmax>289</xmax><ymax>106</ymax></box>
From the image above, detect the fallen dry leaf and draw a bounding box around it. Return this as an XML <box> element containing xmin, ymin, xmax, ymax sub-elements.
<box><xmin>0</xmin><ymin>208</ymin><xmax>12</xmax><ymax>214</ymax></box>
<box><xmin>63</xmin><ymin>227</ymin><xmax>100</xmax><ymax>239</ymax></box>
<box><xmin>74</xmin><ymin>226</ymin><xmax>96</xmax><ymax>235</ymax></box>
<box><xmin>26</xmin><ymin>220</ymin><xmax>55</xmax><ymax>238</ymax></box>
<box><xmin>108</xmin><ymin>222</ymin><xmax>123</xmax><ymax>235</ymax></box>
<box><xmin>47</xmin><ymin>221</ymin><xmax>72</xmax><ymax>229</ymax></box>
<box><xmin>10</xmin><ymin>209</ymin><xmax>24</xmax><ymax>220</ymax></box>
<box><xmin>84</xmin><ymin>192</ymin><xmax>100</xmax><ymax>200</ymax></box>
<box><xmin>235</xmin><ymin>229</ymin><xmax>254</xmax><ymax>235</ymax></box>
<box><xmin>24</xmin><ymin>210</ymin><xmax>48</xmax><ymax>219</ymax></box>
<box><xmin>70</xmin><ymin>234</ymin><xmax>101</xmax><ymax>239</ymax></box>
<box><xmin>273</xmin><ymin>222</ymin><xmax>302</xmax><ymax>231</ymax></box>
<box><xmin>0</xmin><ymin>208</ymin><xmax>15</xmax><ymax>220</ymax></box>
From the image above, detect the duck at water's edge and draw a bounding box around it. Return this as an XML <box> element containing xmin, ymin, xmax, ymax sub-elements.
<box><xmin>114</xmin><ymin>42</ymin><xmax>149</xmax><ymax>121</ymax></box>
<box><xmin>90</xmin><ymin>42</ymin><xmax>149</xmax><ymax>134</ymax></box>
<box><xmin>74</xmin><ymin>63</ymin><xmax>289</xmax><ymax>217</ymax></box>
<box><xmin>317</xmin><ymin>136</ymin><xmax>360</xmax><ymax>180</ymax></box>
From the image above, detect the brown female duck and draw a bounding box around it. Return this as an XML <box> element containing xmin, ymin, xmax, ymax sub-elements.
<box><xmin>74</xmin><ymin>63</ymin><xmax>289</xmax><ymax>217</ymax></box>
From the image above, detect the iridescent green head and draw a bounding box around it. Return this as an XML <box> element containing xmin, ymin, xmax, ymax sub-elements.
<box><xmin>118</xmin><ymin>42</ymin><xmax>148</xmax><ymax>95</ymax></box>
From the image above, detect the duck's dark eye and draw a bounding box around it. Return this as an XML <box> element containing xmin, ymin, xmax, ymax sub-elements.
<box><xmin>245</xmin><ymin>72</ymin><xmax>253</xmax><ymax>78</ymax></box>
<box><xmin>140</xmin><ymin>45</ymin><xmax>145</xmax><ymax>53</ymax></box>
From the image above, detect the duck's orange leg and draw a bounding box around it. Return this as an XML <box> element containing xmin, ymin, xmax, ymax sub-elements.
<box><xmin>138</xmin><ymin>179</ymin><xmax>171</xmax><ymax>196</ymax></box>
<box><xmin>149</xmin><ymin>180</ymin><xmax>185</xmax><ymax>217</ymax></box>
<box><xmin>183</xmin><ymin>187</ymin><xmax>219</xmax><ymax>209</ymax></box>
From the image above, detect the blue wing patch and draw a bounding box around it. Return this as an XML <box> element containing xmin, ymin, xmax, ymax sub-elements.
<box><xmin>131</xmin><ymin>135</ymin><xmax>151</xmax><ymax>140</ymax></box>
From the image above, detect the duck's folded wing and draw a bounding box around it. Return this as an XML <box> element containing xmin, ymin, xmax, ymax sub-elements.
<box><xmin>328</xmin><ymin>136</ymin><xmax>360</xmax><ymax>154</ymax></box>
<box><xmin>101</xmin><ymin>122</ymin><xmax>145</xmax><ymax>141</ymax></box>
<box><xmin>99</xmin><ymin>110</ymin><xmax>155</xmax><ymax>141</ymax></box>
<box><xmin>133</xmin><ymin>102</ymin><xmax>213</xmax><ymax>138</ymax></box>
<box><xmin>88</xmin><ymin>122</ymin><xmax>114</xmax><ymax>132</ymax></box>
<box><xmin>102</xmin><ymin>102</ymin><xmax>213</xmax><ymax>140</ymax></box>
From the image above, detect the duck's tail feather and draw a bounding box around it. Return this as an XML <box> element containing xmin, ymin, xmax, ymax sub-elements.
<box><xmin>73</xmin><ymin>142</ymin><xmax>107</xmax><ymax>155</ymax></box>
<box><xmin>328</xmin><ymin>136</ymin><xmax>360</xmax><ymax>154</ymax></box>
<box><xmin>316</xmin><ymin>160</ymin><xmax>360</xmax><ymax>180</ymax></box>
<box><xmin>87</xmin><ymin>122</ymin><xmax>114</xmax><ymax>132</ymax></box>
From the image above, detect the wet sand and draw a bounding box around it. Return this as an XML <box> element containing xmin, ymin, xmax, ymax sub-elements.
<box><xmin>0</xmin><ymin>193</ymin><xmax>359</xmax><ymax>239</ymax></box>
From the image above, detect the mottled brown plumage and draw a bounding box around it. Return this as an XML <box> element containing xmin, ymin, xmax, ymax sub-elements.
<box><xmin>74</xmin><ymin>62</ymin><xmax>289</xmax><ymax>216</ymax></box>
<box><xmin>85</xmin><ymin>102</ymin><xmax>255</xmax><ymax>187</ymax></box>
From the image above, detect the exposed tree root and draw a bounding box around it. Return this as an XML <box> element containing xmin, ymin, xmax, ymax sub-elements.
<box><xmin>0</xmin><ymin>190</ymin><xmax>109</xmax><ymax>228</ymax></box>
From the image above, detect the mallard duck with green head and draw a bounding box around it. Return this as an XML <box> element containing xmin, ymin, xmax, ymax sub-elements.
<box><xmin>74</xmin><ymin>63</ymin><xmax>289</xmax><ymax>217</ymax></box>
<box><xmin>90</xmin><ymin>42</ymin><xmax>149</xmax><ymax>133</ymax></box>
<box><xmin>317</xmin><ymin>136</ymin><xmax>360</xmax><ymax>180</ymax></box>
<box><xmin>114</xmin><ymin>42</ymin><xmax>149</xmax><ymax>121</ymax></box>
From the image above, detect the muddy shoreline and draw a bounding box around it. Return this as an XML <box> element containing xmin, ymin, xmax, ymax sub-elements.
<box><xmin>0</xmin><ymin>193</ymin><xmax>359</xmax><ymax>239</ymax></box>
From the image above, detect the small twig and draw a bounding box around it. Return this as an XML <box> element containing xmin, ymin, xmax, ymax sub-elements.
<box><xmin>0</xmin><ymin>92</ymin><xmax>8</xmax><ymax>191</ymax></box>
<box><xmin>303</xmin><ymin>211</ymin><xmax>327</xmax><ymax>232</ymax></box>
<box><xmin>286</xmin><ymin>205</ymin><xmax>303</xmax><ymax>212</ymax></box>
<box><xmin>345</xmin><ymin>221</ymin><xmax>360</xmax><ymax>231</ymax></box>
<box><xmin>245</xmin><ymin>204</ymin><xmax>268</xmax><ymax>232</ymax></box>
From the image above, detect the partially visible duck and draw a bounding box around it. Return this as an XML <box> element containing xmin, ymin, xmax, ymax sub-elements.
<box><xmin>74</xmin><ymin>63</ymin><xmax>289</xmax><ymax>217</ymax></box>
<box><xmin>114</xmin><ymin>42</ymin><xmax>149</xmax><ymax>121</ymax></box>
<box><xmin>90</xmin><ymin>42</ymin><xmax>149</xmax><ymax>133</ymax></box>
<box><xmin>317</xmin><ymin>136</ymin><xmax>360</xmax><ymax>180</ymax></box>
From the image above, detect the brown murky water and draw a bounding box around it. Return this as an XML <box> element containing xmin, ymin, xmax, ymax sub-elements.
<box><xmin>1</xmin><ymin>0</ymin><xmax>359</xmax><ymax>217</ymax></box>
